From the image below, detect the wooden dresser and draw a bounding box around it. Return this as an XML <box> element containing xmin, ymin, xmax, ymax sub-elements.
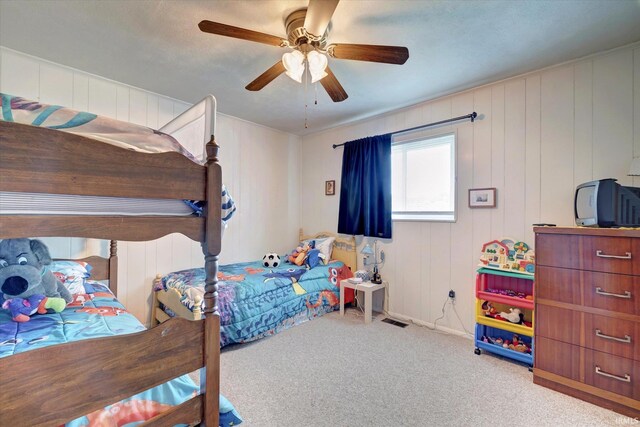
<box><xmin>534</xmin><ymin>227</ymin><xmax>640</xmax><ymax>417</ymax></box>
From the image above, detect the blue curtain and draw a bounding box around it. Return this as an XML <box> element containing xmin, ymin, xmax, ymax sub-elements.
<box><xmin>337</xmin><ymin>134</ymin><xmax>392</xmax><ymax>238</ymax></box>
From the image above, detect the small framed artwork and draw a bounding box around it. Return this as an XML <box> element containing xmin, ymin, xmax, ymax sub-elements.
<box><xmin>469</xmin><ymin>188</ymin><xmax>496</xmax><ymax>208</ymax></box>
<box><xmin>325</xmin><ymin>180</ymin><xmax>335</xmax><ymax>196</ymax></box>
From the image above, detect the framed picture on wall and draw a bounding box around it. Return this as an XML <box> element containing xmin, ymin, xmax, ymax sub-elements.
<box><xmin>469</xmin><ymin>188</ymin><xmax>496</xmax><ymax>208</ymax></box>
<box><xmin>325</xmin><ymin>180</ymin><xmax>335</xmax><ymax>196</ymax></box>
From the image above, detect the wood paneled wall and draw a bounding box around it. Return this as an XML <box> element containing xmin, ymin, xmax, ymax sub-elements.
<box><xmin>300</xmin><ymin>43</ymin><xmax>640</xmax><ymax>335</ymax></box>
<box><xmin>0</xmin><ymin>47</ymin><xmax>301</xmax><ymax>325</ymax></box>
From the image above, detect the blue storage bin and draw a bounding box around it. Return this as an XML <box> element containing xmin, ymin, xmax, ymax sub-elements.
<box><xmin>475</xmin><ymin>324</ymin><xmax>533</xmax><ymax>365</ymax></box>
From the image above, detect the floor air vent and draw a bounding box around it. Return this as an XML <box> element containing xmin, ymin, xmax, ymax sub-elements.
<box><xmin>381</xmin><ymin>318</ymin><xmax>408</xmax><ymax>328</ymax></box>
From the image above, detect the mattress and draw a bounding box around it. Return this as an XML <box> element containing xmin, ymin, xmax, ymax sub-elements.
<box><xmin>159</xmin><ymin>260</ymin><xmax>355</xmax><ymax>347</ymax></box>
<box><xmin>0</xmin><ymin>280</ymin><xmax>242</xmax><ymax>426</ymax></box>
<box><xmin>0</xmin><ymin>191</ymin><xmax>195</xmax><ymax>216</ymax></box>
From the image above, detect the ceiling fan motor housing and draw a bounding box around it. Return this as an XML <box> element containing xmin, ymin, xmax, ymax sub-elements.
<box><xmin>285</xmin><ymin>9</ymin><xmax>327</xmax><ymax>50</ymax></box>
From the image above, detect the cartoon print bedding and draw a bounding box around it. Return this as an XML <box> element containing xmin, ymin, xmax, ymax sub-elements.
<box><xmin>0</xmin><ymin>280</ymin><xmax>242</xmax><ymax>427</ymax></box>
<box><xmin>159</xmin><ymin>260</ymin><xmax>354</xmax><ymax>347</ymax></box>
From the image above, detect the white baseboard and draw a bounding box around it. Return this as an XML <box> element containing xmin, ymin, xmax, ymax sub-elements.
<box><xmin>386</xmin><ymin>311</ymin><xmax>473</xmax><ymax>340</ymax></box>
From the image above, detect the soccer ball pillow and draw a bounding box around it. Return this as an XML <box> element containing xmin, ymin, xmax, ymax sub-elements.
<box><xmin>262</xmin><ymin>253</ymin><xmax>281</xmax><ymax>268</ymax></box>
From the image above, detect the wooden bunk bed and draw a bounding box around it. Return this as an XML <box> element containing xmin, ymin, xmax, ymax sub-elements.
<box><xmin>0</xmin><ymin>120</ymin><xmax>222</xmax><ymax>426</ymax></box>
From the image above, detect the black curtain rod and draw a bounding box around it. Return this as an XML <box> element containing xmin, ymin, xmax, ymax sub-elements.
<box><xmin>332</xmin><ymin>112</ymin><xmax>478</xmax><ymax>149</ymax></box>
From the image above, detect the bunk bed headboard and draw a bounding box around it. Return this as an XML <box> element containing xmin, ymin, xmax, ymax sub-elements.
<box><xmin>53</xmin><ymin>240</ymin><xmax>119</xmax><ymax>296</ymax></box>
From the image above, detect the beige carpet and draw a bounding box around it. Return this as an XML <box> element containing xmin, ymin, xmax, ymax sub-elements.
<box><xmin>220</xmin><ymin>310</ymin><xmax>625</xmax><ymax>426</ymax></box>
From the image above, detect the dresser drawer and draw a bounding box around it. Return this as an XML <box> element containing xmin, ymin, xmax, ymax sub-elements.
<box><xmin>535</xmin><ymin>336</ymin><xmax>580</xmax><ymax>381</ymax></box>
<box><xmin>536</xmin><ymin>266</ymin><xmax>581</xmax><ymax>305</ymax></box>
<box><xmin>583</xmin><ymin>272</ymin><xmax>640</xmax><ymax>316</ymax></box>
<box><xmin>537</xmin><ymin>266</ymin><xmax>640</xmax><ymax>315</ymax></box>
<box><xmin>537</xmin><ymin>234</ymin><xmax>637</xmax><ymax>274</ymax></box>
<box><xmin>536</xmin><ymin>304</ymin><xmax>580</xmax><ymax>345</ymax></box>
<box><xmin>584</xmin><ymin>313</ymin><xmax>640</xmax><ymax>361</ymax></box>
<box><xmin>584</xmin><ymin>349</ymin><xmax>639</xmax><ymax>400</ymax></box>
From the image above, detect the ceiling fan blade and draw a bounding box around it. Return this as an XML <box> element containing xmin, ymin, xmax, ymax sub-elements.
<box><xmin>198</xmin><ymin>20</ymin><xmax>286</xmax><ymax>47</ymax></box>
<box><xmin>245</xmin><ymin>61</ymin><xmax>286</xmax><ymax>91</ymax></box>
<box><xmin>304</xmin><ymin>0</ymin><xmax>340</xmax><ymax>38</ymax></box>
<box><xmin>328</xmin><ymin>43</ymin><xmax>409</xmax><ymax>64</ymax></box>
<box><xmin>320</xmin><ymin>66</ymin><xmax>348</xmax><ymax>102</ymax></box>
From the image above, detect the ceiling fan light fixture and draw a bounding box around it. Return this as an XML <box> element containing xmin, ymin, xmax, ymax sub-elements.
<box><xmin>307</xmin><ymin>50</ymin><xmax>328</xmax><ymax>83</ymax></box>
<box><xmin>310</xmin><ymin>69</ymin><xmax>328</xmax><ymax>83</ymax></box>
<box><xmin>285</xmin><ymin>68</ymin><xmax>305</xmax><ymax>83</ymax></box>
<box><xmin>282</xmin><ymin>50</ymin><xmax>305</xmax><ymax>83</ymax></box>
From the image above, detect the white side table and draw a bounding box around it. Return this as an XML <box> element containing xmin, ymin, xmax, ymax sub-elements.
<box><xmin>340</xmin><ymin>280</ymin><xmax>387</xmax><ymax>324</ymax></box>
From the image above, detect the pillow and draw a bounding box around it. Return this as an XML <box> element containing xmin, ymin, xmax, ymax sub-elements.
<box><xmin>49</xmin><ymin>260</ymin><xmax>92</xmax><ymax>295</ymax></box>
<box><xmin>302</xmin><ymin>237</ymin><xmax>335</xmax><ymax>262</ymax></box>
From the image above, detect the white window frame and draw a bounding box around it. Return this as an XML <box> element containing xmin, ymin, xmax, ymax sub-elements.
<box><xmin>391</xmin><ymin>130</ymin><xmax>457</xmax><ymax>222</ymax></box>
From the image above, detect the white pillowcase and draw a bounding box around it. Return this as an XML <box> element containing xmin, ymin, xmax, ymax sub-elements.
<box><xmin>304</xmin><ymin>237</ymin><xmax>335</xmax><ymax>262</ymax></box>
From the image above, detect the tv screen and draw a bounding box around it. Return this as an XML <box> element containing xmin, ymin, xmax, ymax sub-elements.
<box><xmin>575</xmin><ymin>184</ymin><xmax>596</xmax><ymax>224</ymax></box>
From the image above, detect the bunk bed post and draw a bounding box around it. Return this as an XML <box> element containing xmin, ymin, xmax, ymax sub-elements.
<box><xmin>109</xmin><ymin>240</ymin><xmax>118</xmax><ymax>297</ymax></box>
<box><xmin>202</xmin><ymin>135</ymin><xmax>222</xmax><ymax>427</ymax></box>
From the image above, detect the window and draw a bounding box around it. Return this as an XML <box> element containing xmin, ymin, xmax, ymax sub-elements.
<box><xmin>391</xmin><ymin>132</ymin><xmax>456</xmax><ymax>221</ymax></box>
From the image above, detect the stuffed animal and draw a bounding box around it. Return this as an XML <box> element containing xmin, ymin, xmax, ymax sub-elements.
<box><xmin>287</xmin><ymin>246</ymin><xmax>303</xmax><ymax>264</ymax></box>
<box><xmin>498</xmin><ymin>307</ymin><xmax>523</xmax><ymax>324</ymax></box>
<box><xmin>2</xmin><ymin>294</ymin><xmax>66</xmax><ymax>322</ymax></box>
<box><xmin>305</xmin><ymin>248</ymin><xmax>326</xmax><ymax>269</ymax></box>
<box><xmin>288</xmin><ymin>241</ymin><xmax>315</xmax><ymax>266</ymax></box>
<box><xmin>0</xmin><ymin>239</ymin><xmax>73</xmax><ymax>312</ymax></box>
<box><xmin>481</xmin><ymin>300</ymin><xmax>497</xmax><ymax>317</ymax></box>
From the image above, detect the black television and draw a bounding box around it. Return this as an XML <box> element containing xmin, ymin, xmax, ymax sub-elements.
<box><xmin>574</xmin><ymin>178</ymin><xmax>640</xmax><ymax>227</ymax></box>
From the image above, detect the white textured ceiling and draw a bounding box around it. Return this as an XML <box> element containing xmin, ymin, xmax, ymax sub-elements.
<box><xmin>1</xmin><ymin>0</ymin><xmax>640</xmax><ymax>135</ymax></box>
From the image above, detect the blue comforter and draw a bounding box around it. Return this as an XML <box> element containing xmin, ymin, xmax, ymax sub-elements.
<box><xmin>0</xmin><ymin>281</ymin><xmax>242</xmax><ymax>426</ymax></box>
<box><xmin>162</xmin><ymin>260</ymin><xmax>354</xmax><ymax>347</ymax></box>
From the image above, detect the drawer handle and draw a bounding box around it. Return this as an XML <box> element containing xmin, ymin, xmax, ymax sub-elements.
<box><xmin>595</xmin><ymin>287</ymin><xmax>632</xmax><ymax>299</ymax></box>
<box><xmin>595</xmin><ymin>250</ymin><xmax>632</xmax><ymax>260</ymax></box>
<box><xmin>595</xmin><ymin>366</ymin><xmax>631</xmax><ymax>383</ymax></box>
<box><xmin>595</xmin><ymin>329</ymin><xmax>632</xmax><ymax>343</ymax></box>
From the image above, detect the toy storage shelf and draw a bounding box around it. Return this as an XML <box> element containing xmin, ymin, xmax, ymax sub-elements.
<box><xmin>474</xmin><ymin>268</ymin><xmax>535</xmax><ymax>365</ymax></box>
<box><xmin>476</xmin><ymin>268</ymin><xmax>534</xmax><ymax>310</ymax></box>
<box><xmin>475</xmin><ymin>305</ymin><xmax>534</xmax><ymax>337</ymax></box>
<box><xmin>474</xmin><ymin>325</ymin><xmax>533</xmax><ymax>365</ymax></box>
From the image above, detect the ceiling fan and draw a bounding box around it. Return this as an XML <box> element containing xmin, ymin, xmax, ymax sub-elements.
<box><xmin>198</xmin><ymin>0</ymin><xmax>409</xmax><ymax>102</ymax></box>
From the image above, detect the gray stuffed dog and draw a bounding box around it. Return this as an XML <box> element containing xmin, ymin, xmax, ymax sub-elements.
<box><xmin>0</xmin><ymin>239</ymin><xmax>73</xmax><ymax>303</ymax></box>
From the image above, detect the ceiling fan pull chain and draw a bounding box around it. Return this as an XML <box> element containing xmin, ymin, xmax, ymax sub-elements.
<box><xmin>315</xmin><ymin>82</ymin><xmax>318</xmax><ymax>105</ymax></box>
<box><xmin>304</xmin><ymin>61</ymin><xmax>309</xmax><ymax>129</ymax></box>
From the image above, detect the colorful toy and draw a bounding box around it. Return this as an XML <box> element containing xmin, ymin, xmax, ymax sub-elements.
<box><xmin>481</xmin><ymin>300</ymin><xmax>497</xmax><ymax>317</ymax></box>
<box><xmin>480</xmin><ymin>334</ymin><xmax>532</xmax><ymax>354</ymax></box>
<box><xmin>262</xmin><ymin>253</ymin><xmax>281</xmax><ymax>268</ymax></box>
<box><xmin>498</xmin><ymin>307</ymin><xmax>524</xmax><ymax>324</ymax></box>
<box><xmin>508</xmin><ymin>335</ymin><xmax>531</xmax><ymax>353</ymax></box>
<box><xmin>0</xmin><ymin>238</ymin><xmax>73</xmax><ymax>306</ymax></box>
<box><xmin>287</xmin><ymin>241</ymin><xmax>314</xmax><ymax>266</ymax></box>
<box><xmin>478</xmin><ymin>238</ymin><xmax>535</xmax><ymax>275</ymax></box>
<box><xmin>485</xmin><ymin>287</ymin><xmax>533</xmax><ymax>300</ymax></box>
<box><xmin>305</xmin><ymin>248</ymin><xmax>324</xmax><ymax>269</ymax></box>
<box><xmin>2</xmin><ymin>294</ymin><xmax>66</xmax><ymax>322</ymax></box>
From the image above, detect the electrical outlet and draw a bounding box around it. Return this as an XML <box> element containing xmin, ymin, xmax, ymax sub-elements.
<box><xmin>448</xmin><ymin>289</ymin><xmax>456</xmax><ymax>299</ymax></box>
